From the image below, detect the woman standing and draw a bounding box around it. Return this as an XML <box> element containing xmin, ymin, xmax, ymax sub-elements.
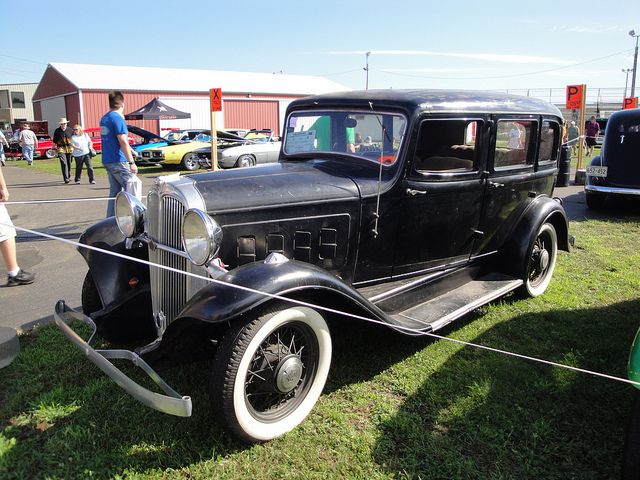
<box><xmin>70</xmin><ymin>125</ymin><xmax>95</xmax><ymax>184</ymax></box>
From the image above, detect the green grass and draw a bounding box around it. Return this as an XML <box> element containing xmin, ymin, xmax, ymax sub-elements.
<box><xmin>2</xmin><ymin>219</ymin><xmax>640</xmax><ymax>479</ymax></box>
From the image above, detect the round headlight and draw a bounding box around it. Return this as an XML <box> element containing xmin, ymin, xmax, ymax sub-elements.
<box><xmin>182</xmin><ymin>209</ymin><xmax>223</xmax><ymax>266</ymax></box>
<box><xmin>115</xmin><ymin>191</ymin><xmax>146</xmax><ymax>238</ymax></box>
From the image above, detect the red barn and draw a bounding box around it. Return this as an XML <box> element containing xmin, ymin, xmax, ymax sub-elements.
<box><xmin>32</xmin><ymin>63</ymin><xmax>349</xmax><ymax>137</ymax></box>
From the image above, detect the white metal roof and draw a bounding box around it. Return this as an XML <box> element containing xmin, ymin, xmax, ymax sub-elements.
<box><xmin>49</xmin><ymin>62</ymin><xmax>350</xmax><ymax>96</ymax></box>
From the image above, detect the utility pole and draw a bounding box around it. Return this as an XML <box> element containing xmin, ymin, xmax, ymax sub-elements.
<box><xmin>623</xmin><ymin>68</ymin><xmax>632</xmax><ymax>98</ymax></box>
<box><xmin>364</xmin><ymin>51</ymin><xmax>371</xmax><ymax>90</ymax></box>
<box><xmin>630</xmin><ymin>30</ymin><xmax>639</xmax><ymax>98</ymax></box>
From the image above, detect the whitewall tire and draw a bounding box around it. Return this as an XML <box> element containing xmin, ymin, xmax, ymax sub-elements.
<box><xmin>211</xmin><ymin>305</ymin><xmax>332</xmax><ymax>443</ymax></box>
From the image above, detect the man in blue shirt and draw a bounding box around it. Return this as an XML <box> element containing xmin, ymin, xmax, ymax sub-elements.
<box><xmin>100</xmin><ymin>91</ymin><xmax>138</xmax><ymax>217</ymax></box>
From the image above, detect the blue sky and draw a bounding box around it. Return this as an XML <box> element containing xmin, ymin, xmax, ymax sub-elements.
<box><xmin>1</xmin><ymin>0</ymin><xmax>638</xmax><ymax>94</ymax></box>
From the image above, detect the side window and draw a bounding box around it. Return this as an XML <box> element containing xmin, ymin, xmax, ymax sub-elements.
<box><xmin>413</xmin><ymin>119</ymin><xmax>481</xmax><ymax>173</ymax></box>
<box><xmin>539</xmin><ymin>120</ymin><xmax>560</xmax><ymax>165</ymax></box>
<box><xmin>494</xmin><ymin>120</ymin><xmax>536</xmax><ymax>169</ymax></box>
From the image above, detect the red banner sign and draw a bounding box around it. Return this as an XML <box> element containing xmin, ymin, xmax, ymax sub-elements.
<box><xmin>566</xmin><ymin>85</ymin><xmax>583</xmax><ymax>109</ymax></box>
<box><xmin>210</xmin><ymin>88</ymin><xmax>222</xmax><ymax>112</ymax></box>
<box><xmin>623</xmin><ymin>97</ymin><xmax>638</xmax><ymax>110</ymax></box>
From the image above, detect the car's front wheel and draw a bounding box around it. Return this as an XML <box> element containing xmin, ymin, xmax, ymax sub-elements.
<box><xmin>521</xmin><ymin>222</ymin><xmax>558</xmax><ymax>297</ymax></box>
<box><xmin>44</xmin><ymin>148</ymin><xmax>57</xmax><ymax>159</ymax></box>
<box><xmin>211</xmin><ymin>305</ymin><xmax>332</xmax><ymax>443</ymax></box>
<box><xmin>181</xmin><ymin>153</ymin><xmax>200</xmax><ymax>171</ymax></box>
<box><xmin>235</xmin><ymin>154</ymin><xmax>256</xmax><ymax>168</ymax></box>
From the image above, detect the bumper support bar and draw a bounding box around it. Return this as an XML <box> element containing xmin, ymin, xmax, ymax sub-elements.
<box><xmin>54</xmin><ymin>300</ymin><xmax>192</xmax><ymax>417</ymax></box>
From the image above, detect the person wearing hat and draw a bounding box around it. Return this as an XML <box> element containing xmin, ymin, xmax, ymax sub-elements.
<box><xmin>52</xmin><ymin>118</ymin><xmax>74</xmax><ymax>183</ymax></box>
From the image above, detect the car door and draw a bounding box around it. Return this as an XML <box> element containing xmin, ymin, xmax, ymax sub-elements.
<box><xmin>393</xmin><ymin>117</ymin><xmax>488</xmax><ymax>276</ymax></box>
<box><xmin>472</xmin><ymin>115</ymin><xmax>540</xmax><ymax>255</ymax></box>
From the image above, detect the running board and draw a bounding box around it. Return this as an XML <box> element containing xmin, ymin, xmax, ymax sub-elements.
<box><xmin>388</xmin><ymin>274</ymin><xmax>523</xmax><ymax>333</ymax></box>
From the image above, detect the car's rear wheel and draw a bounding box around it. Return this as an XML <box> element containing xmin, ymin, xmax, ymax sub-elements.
<box><xmin>210</xmin><ymin>305</ymin><xmax>332</xmax><ymax>443</ymax></box>
<box><xmin>44</xmin><ymin>148</ymin><xmax>57</xmax><ymax>159</ymax></box>
<box><xmin>521</xmin><ymin>222</ymin><xmax>557</xmax><ymax>297</ymax></box>
<box><xmin>586</xmin><ymin>192</ymin><xmax>606</xmax><ymax>209</ymax></box>
<box><xmin>235</xmin><ymin>154</ymin><xmax>256</xmax><ymax>168</ymax></box>
<box><xmin>181</xmin><ymin>153</ymin><xmax>200</xmax><ymax>171</ymax></box>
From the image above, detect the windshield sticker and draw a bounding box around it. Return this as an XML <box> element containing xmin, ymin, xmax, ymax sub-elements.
<box><xmin>286</xmin><ymin>130</ymin><xmax>316</xmax><ymax>153</ymax></box>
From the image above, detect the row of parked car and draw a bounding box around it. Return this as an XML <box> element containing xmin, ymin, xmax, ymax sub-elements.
<box><xmin>3</xmin><ymin>125</ymin><xmax>281</xmax><ymax>173</ymax></box>
<box><xmin>135</xmin><ymin>128</ymin><xmax>281</xmax><ymax>171</ymax></box>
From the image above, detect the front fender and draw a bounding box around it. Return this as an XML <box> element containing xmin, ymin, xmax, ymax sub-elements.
<box><xmin>175</xmin><ymin>259</ymin><xmax>382</xmax><ymax>326</ymax></box>
<box><xmin>79</xmin><ymin>217</ymin><xmax>150</xmax><ymax>307</ymax></box>
<box><xmin>502</xmin><ymin>195</ymin><xmax>570</xmax><ymax>278</ymax></box>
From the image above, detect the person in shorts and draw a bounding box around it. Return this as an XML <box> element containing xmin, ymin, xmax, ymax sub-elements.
<box><xmin>0</xmin><ymin>164</ymin><xmax>35</xmax><ymax>286</ymax></box>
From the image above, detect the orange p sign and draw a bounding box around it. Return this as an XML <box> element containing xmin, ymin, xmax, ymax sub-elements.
<box><xmin>623</xmin><ymin>97</ymin><xmax>638</xmax><ymax>110</ymax></box>
<box><xmin>566</xmin><ymin>85</ymin><xmax>583</xmax><ymax>109</ymax></box>
<box><xmin>210</xmin><ymin>88</ymin><xmax>222</xmax><ymax>112</ymax></box>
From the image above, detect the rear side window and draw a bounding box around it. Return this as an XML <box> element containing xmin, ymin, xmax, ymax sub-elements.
<box><xmin>539</xmin><ymin>120</ymin><xmax>560</xmax><ymax>165</ymax></box>
<box><xmin>494</xmin><ymin>120</ymin><xmax>536</xmax><ymax>169</ymax></box>
<box><xmin>413</xmin><ymin>119</ymin><xmax>481</xmax><ymax>173</ymax></box>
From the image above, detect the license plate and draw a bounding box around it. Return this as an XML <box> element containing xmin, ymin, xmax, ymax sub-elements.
<box><xmin>586</xmin><ymin>166</ymin><xmax>608</xmax><ymax>177</ymax></box>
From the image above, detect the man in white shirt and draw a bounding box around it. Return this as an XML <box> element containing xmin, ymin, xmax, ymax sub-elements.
<box><xmin>18</xmin><ymin>124</ymin><xmax>38</xmax><ymax>166</ymax></box>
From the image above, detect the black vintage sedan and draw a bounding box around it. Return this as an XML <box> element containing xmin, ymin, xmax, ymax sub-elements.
<box><xmin>585</xmin><ymin>109</ymin><xmax>640</xmax><ymax>209</ymax></box>
<box><xmin>54</xmin><ymin>89</ymin><xmax>570</xmax><ymax>443</ymax></box>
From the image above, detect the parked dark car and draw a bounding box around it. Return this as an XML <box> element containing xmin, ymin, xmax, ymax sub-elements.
<box><xmin>585</xmin><ymin>109</ymin><xmax>640</xmax><ymax>209</ymax></box>
<box><xmin>54</xmin><ymin>90</ymin><xmax>570</xmax><ymax>443</ymax></box>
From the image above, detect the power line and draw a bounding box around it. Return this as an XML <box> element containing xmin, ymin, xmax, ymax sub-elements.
<box><xmin>375</xmin><ymin>48</ymin><xmax>632</xmax><ymax>81</ymax></box>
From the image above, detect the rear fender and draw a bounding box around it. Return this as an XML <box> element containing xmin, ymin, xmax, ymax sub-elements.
<box><xmin>79</xmin><ymin>217</ymin><xmax>150</xmax><ymax>306</ymax></box>
<box><xmin>503</xmin><ymin>196</ymin><xmax>570</xmax><ymax>278</ymax></box>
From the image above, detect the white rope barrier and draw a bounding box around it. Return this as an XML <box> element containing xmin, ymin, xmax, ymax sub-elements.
<box><xmin>3</xmin><ymin>197</ymin><xmax>116</xmax><ymax>205</ymax></box>
<box><xmin>1</xmin><ymin>212</ymin><xmax>638</xmax><ymax>389</ymax></box>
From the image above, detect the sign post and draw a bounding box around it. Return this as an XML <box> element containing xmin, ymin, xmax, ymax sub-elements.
<box><xmin>623</xmin><ymin>97</ymin><xmax>638</xmax><ymax>109</ymax></box>
<box><xmin>209</xmin><ymin>88</ymin><xmax>222</xmax><ymax>170</ymax></box>
<box><xmin>567</xmin><ymin>84</ymin><xmax>587</xmax><ymax>184</ymax></box>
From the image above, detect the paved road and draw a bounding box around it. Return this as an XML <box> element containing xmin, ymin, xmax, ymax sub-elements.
<box><xmin>0</xmin><ymin>162</ymin><xmax>156</xmax><ymax>332</ymax></box>
<box><xmin>0</xmin><ymin>163</ymin><xmax>602</xmax><ymax>333</ymax></box>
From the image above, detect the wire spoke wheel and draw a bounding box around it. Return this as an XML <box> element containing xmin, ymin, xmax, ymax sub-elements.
<box><xmin>211</xmin><ymin>305</ymin><xmax>331</xmax><ymax>443</ymax></box>
<box><xmin>523</xmin><ymin>223</ymin><xmax>557</xmax><ymax>297</ymax></box>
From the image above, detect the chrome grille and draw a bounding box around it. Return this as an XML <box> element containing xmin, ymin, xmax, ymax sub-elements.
<box><xmin>149</xmin><ymin>194</ymin><xmax>187</xmax><ymax>332</ymax></box>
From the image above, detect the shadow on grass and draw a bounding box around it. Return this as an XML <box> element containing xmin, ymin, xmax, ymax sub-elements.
<box><xmin>0</xmin><ymin>314</ymin><xmax>431</xmax><ymax>479</ymax></box>
<box><xmin>1</xmin><ymin>300</ymin><xmax>637</xmax><ymax>478</ymax></box>
<box><xmin>371</xmin><ymin>299</ymin><xmax>640</xmax><ymax>479</ymax></box>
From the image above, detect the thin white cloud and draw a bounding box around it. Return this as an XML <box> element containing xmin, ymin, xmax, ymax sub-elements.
<box><xmin>324</xmin><ymin>50</ymin><xmax>571</xmax><ymax>65</ymax></box>
<box><xmin>550</xmin><ymin>25</ymin><xmax>626</xmax><ymax>34</ymax></box>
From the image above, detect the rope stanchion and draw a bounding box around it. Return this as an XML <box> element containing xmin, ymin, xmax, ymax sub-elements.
<box><xmin>2</xmin><ymin>216</ymin><xmax>638</xmax><ymax>389</ymax></box>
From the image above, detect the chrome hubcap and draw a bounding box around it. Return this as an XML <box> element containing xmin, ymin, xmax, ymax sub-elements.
<box><xmin>275</xmin><ymin>355</ymin><xmax>303</xmax><ymax>393</ymax></box>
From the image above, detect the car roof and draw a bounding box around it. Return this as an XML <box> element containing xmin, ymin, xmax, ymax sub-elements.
<box><xmin>288</xmin><ymin>89</ymin><xmax>563</xmax><ymax>117</ymax></box>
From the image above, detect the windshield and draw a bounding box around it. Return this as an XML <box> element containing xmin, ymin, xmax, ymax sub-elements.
<box><xmin>283</xmin><ymin>110</ymin><xmax>407</xmax><ymax>165</ymax></box>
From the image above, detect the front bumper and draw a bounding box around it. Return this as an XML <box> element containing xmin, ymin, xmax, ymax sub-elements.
<box><xmin>54</xmin><ymin>300</ymin><xmax>192</xmax><ymax>417</ymax></box>
<box><xmin>585</xmin><ymin>185</ymin><xmax>640</xmax><ymax>196</ymax></box>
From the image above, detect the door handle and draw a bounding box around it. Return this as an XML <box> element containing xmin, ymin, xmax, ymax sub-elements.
<box><xmin>406</xmin><ymin>188</ymin><xmax>427</xmax><ymax>196</ymax></box>
<box><xmin>488</xmin><ymin>181</ymin><xmax>505</xmax><ymax>189</ymax></box>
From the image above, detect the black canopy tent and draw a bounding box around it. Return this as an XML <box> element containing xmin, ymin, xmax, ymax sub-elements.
<box><xmin>124</xmin><ymin>98</ymin><xmax>191</xmax><ymax>120</ymax></box>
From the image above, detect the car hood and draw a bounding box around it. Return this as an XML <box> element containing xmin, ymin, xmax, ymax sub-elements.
<box><xmin>187</xmin><ymin>161</ymin><xmax>360</xmax><ymax>214</ymax></box>
<box><xmin>158</xmin><ymin>140</ymin><xmax>211</xmax><ymax>154</ymax></box>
